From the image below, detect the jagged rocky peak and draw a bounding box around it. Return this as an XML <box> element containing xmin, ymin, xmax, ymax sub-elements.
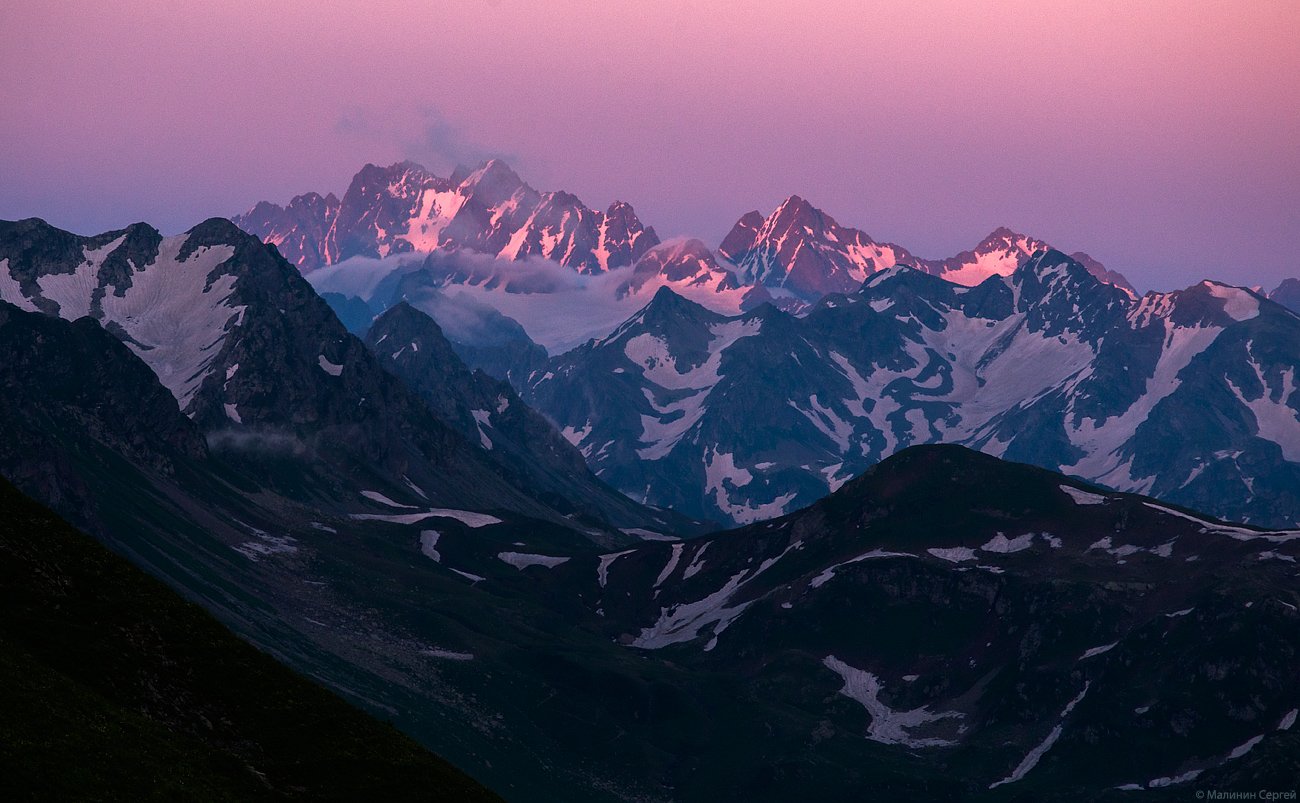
<box><xmin>236</xmin><ymin>158</ymin><xmax>660</xmax><ymax>275</ymax></box>
<box><xmin>1066</xmin><ymin>249</ymin><xmax>1136</xmax><ymax>293</ymax></box>
<box><xmin>1172</xmin><ymin>279</ymin><xmax>1266</xmax><ymax>326</ymax></box>
<box><xmin>365</xmin><ymin>159</ymin><xmax>441</xmax><ymax>190</ymax></box>
<box><xmin>605</xmin><ymin>199</ymin><xmax>648</xmax><ymax>226</ymax></box>
<box><xmin>451</xmin><ymin>158</ymin><xmax>530</xmax><ymax>207</ymax></box>
<box><xmin>599</xmin><ymin>200</ymin><xmax>660</xmax><ymax>268</ymax></box>
<box><xmin>714</xmin><ymin>195</ymin><xmax>1138</xmax><ymax>299</ymax></box>
<box><xmin>721</xmin><ymin>195</ymin><xmax>854</xmax><ymax>253</ymax></box>
<box><xmin>612</xmin><ymin>236</ymin><xmax>771</xmax><ymax>312</ymax></box>
<box><xmin>913</xmin><ymin>226</ymin><xmax>1050</xmax><ymax>287</ymax></box>
<box><xmin>183</xmin><ymin>216</ymin><xmax>254</xmax><ymax>249</ymax></box>
<box><xmin>717</xmin><ymin>209</ymin><xmax>765</xmax><ymax>256</ymax></box>
<box><xmin>0</xmin><ymin>217</ymin><xmax>249</xmax><ymax>416</ymax></box>
<box><xmin>527</xmin><ymin>226</ymin><xmax>1300</xmax><ymax>527</ymax></box>
<box><xmin>641</xmin><ymin>283</ymin><xmax>719</xmax><ymax>320</ymax></box>
<box><xmin>1268</xmin><ymin>277</ymin><xmax>1300</xmax><ymax>313</ymax></box>
<box><xmin>366</xmin><ymin>302</ymin><xmax>482</xmax><ymax>394</ymax></box>
<box><xmin>718</xmin><ymin>196</ymin><xmax>908</xmax><ymax>300</ymax></box>
<box><xmin>597</xmin><ymin>284</ymin><xmax>723</xmax><ymax>346</ymax></box>
<box><xmin>300</xmin><ymin>190</ymin><xmax>341</xmax><ymax>210</ymax></box>
<box><xmin>0</xmin><ymin>216</ymin><xmax>354</xmax><ymax>426</ymax></box>
<box><xmin>858</xmin><ymin>261</ymin><xmax>939</xmax><ymax>290</ymax></box>
<box><xmin>1011</xmin><ymin>246</ymin><xmax>1089</xmax><ymax>285</ymax></box>
<box><xmin>369</xmin><ymin>298</ymin><xmax>440</xmax><ymax>336</ymax></box>
<box><xmin>365</xmin><ymin>300</ymin><xmax>484</xmax><ymax>423</ymax></box>
<box><xmin>634</xmin><ymin>237</ymin><xmax>725</xmax><ymax>277</ymax></box>
<box><xmin>768</xmin><ymin>194</ymin><xmax>823</xmax><ymax>226</ymax></box>
<box><xmin>338</xmin><ymin>161</ymin><xmax>446</xmax><ymax>217</ymax></box>
<box><xmin>976</xmin><ymin>225</ymin><xmax>1046</xmax><ymax>254</ymax></box>
<box><xmin>233</xmin><ymin>186</ymin><xmax>342</xmax><ymax>272</ymax></box>
<box><xmin>1004</xmin><ymin>248</ymin><xmax>1132</xmax><ymax>333</ymax></box>
<box><xmin>925</xmin><ymin>226</ymin><xmax>1137</xmax><ymax>293</ymax></box>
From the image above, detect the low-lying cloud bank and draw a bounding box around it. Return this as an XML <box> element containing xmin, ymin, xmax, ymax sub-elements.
<box><xmin>307</xmin><ymin>251</ymin><xmax>662</xmax><ymax>353</ymax></box>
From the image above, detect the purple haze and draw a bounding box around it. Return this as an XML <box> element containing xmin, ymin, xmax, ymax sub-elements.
<box><xmin>1</xmin><ymin>1</ymin><xmax>1297</xmax><ymax>291</ymax></box>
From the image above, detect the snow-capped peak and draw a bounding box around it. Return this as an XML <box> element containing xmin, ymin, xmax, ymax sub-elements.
<box><xmin>237</xmin><ymin>159</ymin><xmax>658</xmax><ymax>276</ymax></box>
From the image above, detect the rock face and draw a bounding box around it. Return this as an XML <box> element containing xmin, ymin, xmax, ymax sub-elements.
<box><xmin>234</xmin><ymin>160</ymin><xmax>660</xmax><ymax>274</ymax></box>
<box><xmin>556</xmin><ymin>444</ymin><xmax>1300</xmax><ymax>798</ymax></box>
<box><xmin>2</xmin><ymin>216</ymin><xmax>1296</xmax><ymax>798</ymax></box>
<box><xmin>1268</xmin><ymin>277</ymin><xmax>1300</xmax><ymax>313</ymax></box>
<box><xmin>525</xmin><ymin>250</ymin><xmax>1300</xmax><ymax>527</ymax></box>
<box><xmin>365</xmin><ymin>303</ymin><xmax>690</xmax><ymax>530</ymax></box>
<box><xmin>719</xmin><ymin>203</ymin><xmax>1137</xmax><ymax>302</ymax></box>
<box><xmin>0</xmin><ymin>474</ymin><xmax>502</xmax><ymax>802</ymax></box>
<box><xmin>719</xmin><ymin>195</ymin><xmax>921</xmax><ymax>301</ymax></box>
<box><xmin>617</xmin><ymin>237</ymin><xmax>772</xmax><ymax>310</ymax></box>
<box><xmin>238</xmin><ymin>162</ymin><xmax>1135</xmax><ymax>340</ymax></box>
<box><xmin>0</xmin><ymin>216</ymin><xmax>680</xmax><ymax>536</ymax></box>
<box><xmin>0</xmin><ymin>220</ymin><xmax>708</xmax><ymax>800</ymax></box>
<box><xmin>236</xmin><ymin>191</ymin><xmax>340</xmax><ymax>272</ymax></box>
<box><xmin>0</xmin><ymin>298</ymin><xmax>207</xmax><ymax>532</ymax></box>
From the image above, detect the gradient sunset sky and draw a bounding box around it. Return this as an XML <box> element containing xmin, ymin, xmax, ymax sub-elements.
<box><xmin>2</xmin><ymin>1</ymin><xmax>1297</xmax><ymax>290</ymax></box>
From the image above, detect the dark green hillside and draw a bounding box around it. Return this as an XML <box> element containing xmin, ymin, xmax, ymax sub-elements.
<box><xmin>0</xmin><ymin>477</ymin><xmax>499</xmax><ymax>802</ymax></box>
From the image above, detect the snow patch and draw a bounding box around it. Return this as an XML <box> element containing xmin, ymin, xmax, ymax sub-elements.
<box><xmin>822</xmin><ymin>656</ymin><xmax>962</xmax><ymax>748</ymax></box>
<box><xmin>233</xmin><ymin>530</ymin><xmax>298</xmax><ymax>561</ymax></box>
<box><xmin>632</xmin><ymin>541</ymin><xmax>800</xmax><ymax>650</ymax></box>
<box><xmin>597</xmin><ymin>550</ymin><xmax>634</xmax><ymax>588</ymax></box>
<box><xmin>810</xmin><ymin>549</ymin><xmax>913</xmax><ymax>589</ymax></box>
<box><xmin>418</xmin><ymin>530</ymin><xmax>441</xmax><ymax>562</ymax></box>
<box><xmin>421</xmin><ymin>648</ymin><xmax>473</xmax><ymax>661</ymax></box>
<box><xmin>471</xmin><ymin>408</ymin><xmax>493</xmax><ymax>449</ymax></box>
<box><xmin>981</xmin><ymin>532</ymin><xmax>1035</xmax><ymax>554</ymax></box>
<box><xmin>927</xmin><ymin>547</ymin><xmax>977</xmax><ymax>563</ymax></box>
<box><xmin>621</xmin><ymin>528</ymin><xmax>678</xmax><ymax>542</ymax></box>
<box><xmin>1227</xmin><ymin>735</ymin><xmax>1264</xmax><ymax>761</ymax></box>
<box><xmin>318</xmin><ymin>355</ymin><xmax>343</xmax><ymax>376</ymax></box>
<box><xmin>1061</xmin><ymin>485</ymin><xmax>1108</xmax><ymax>505</ymax></box>
<box><xmin>498</xmin><ymin>552</ymin><xmax>570</xmax><ymax>570</ymax></box>
<box><xmin>632</xmin><ymin>569</ymin><xmax>752</xmax><ymax>649</ymax></box>
<box><xmin>1146</xmin><ymin>769</ymin><xmax>1203</xmax><ymax>788</ymax></box>
<box><xmin>1203</xmin><ymin>281</ymin><xmax>1260</xmax><ymax>321</ymax></box>
<box><xmin>350</xmin><ymin>508</ymin><xmax>502</xmax><ymax>528</ymax></box>
<box><xmin>683</xmin><ymin>542</ymin><xmax>710</xmax><ymax>580</ymax></box>
<box><xmin>1226</xmin><ymin>361</ymin><xmax>1300</xmax><ymax>461</ymax></box>
<box><xmin>361</xmin><ymin>490</ymin><xmax>418</xmax><ymax>509</ymax></box>
<box><xmin>1080</xmin><ymin>642</ymin><xmax>1117</xmax><ymax>660</ymax></box>
<box><xmin>654</xmin><ymin>543</ymin><xmax>685</xmax><ymax>587</ymax></box>
<box><xmin>560</xmin><ymin>421</ymin><xmax>592</xmax><ymax>447</ymax></box>
<box><xmin>1278</xmin><ymin>709</ymin><xmax>1297</xmax><ymax>731</ymax></box>
<box><xmin>989</xmin><ymin>682</ymin><xmax>1090</xmax><ymax>788</ymax></box>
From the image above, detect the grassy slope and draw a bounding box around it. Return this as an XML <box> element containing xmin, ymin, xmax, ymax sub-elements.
<box><xmin>0</xmin><ymin>477</ymin><xmax>500</xmax><ymax>802</ymax></box>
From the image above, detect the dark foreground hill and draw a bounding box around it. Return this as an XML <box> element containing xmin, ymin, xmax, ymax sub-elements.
<box><xmin>0</xmin><ymin>476</ymin><xmax>499</xmax><ymax>802</ymax></box>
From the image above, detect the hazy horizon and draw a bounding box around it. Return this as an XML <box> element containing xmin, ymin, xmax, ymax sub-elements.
<box><xmin>2</xmin><ymin>0</ymin><xmax>1297</xmax><ymax>291</ymax></box>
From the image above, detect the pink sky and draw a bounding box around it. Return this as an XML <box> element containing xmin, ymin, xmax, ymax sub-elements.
<box><xmin>2</xmin><ymin>0</ymin><xmax>1297</xmax><ymax>290</ymax></box>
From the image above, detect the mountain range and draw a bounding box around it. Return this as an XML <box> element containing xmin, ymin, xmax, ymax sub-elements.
<box><xmin>552</xmin><ymin>444</ymin><xmax>1300</xmax><ymax>797</ymax></box>
<box><xmin>236</xmin><ymin>159</ymin><xmax>1136</xmax><ymax>321</ymax></box>
<box><xmin>3</xmin><ymin>165</ymin><xmax>1298</xmax><ymax>801</ymax></box>
<box><xmin>0</xmin><ymin>216</ymin><xmax>708</xmax><ymax>798</ymax></box>
<box><xmin>522</xmin><ymin>251</ymin><xmax>1300</xmax><ymax>528</ymax></box>
<box><xmin>0</xmin><ymin>216</ymin><xmax>685</xmax><ymax>539</ymax></box>
<box><xmin>2</xmin><ymin>294</ymin><xmax>1296</xmax><ymax>797</ymax></box>
<box><xmin>718</xmin><ymin>197</ymin><xmax>1136</xmax><ymax>301</ymax></box>
<box><xmin>235</xmin><ymin>160</ymin><xmax>660</xmax><ymax>275</ymax></box>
